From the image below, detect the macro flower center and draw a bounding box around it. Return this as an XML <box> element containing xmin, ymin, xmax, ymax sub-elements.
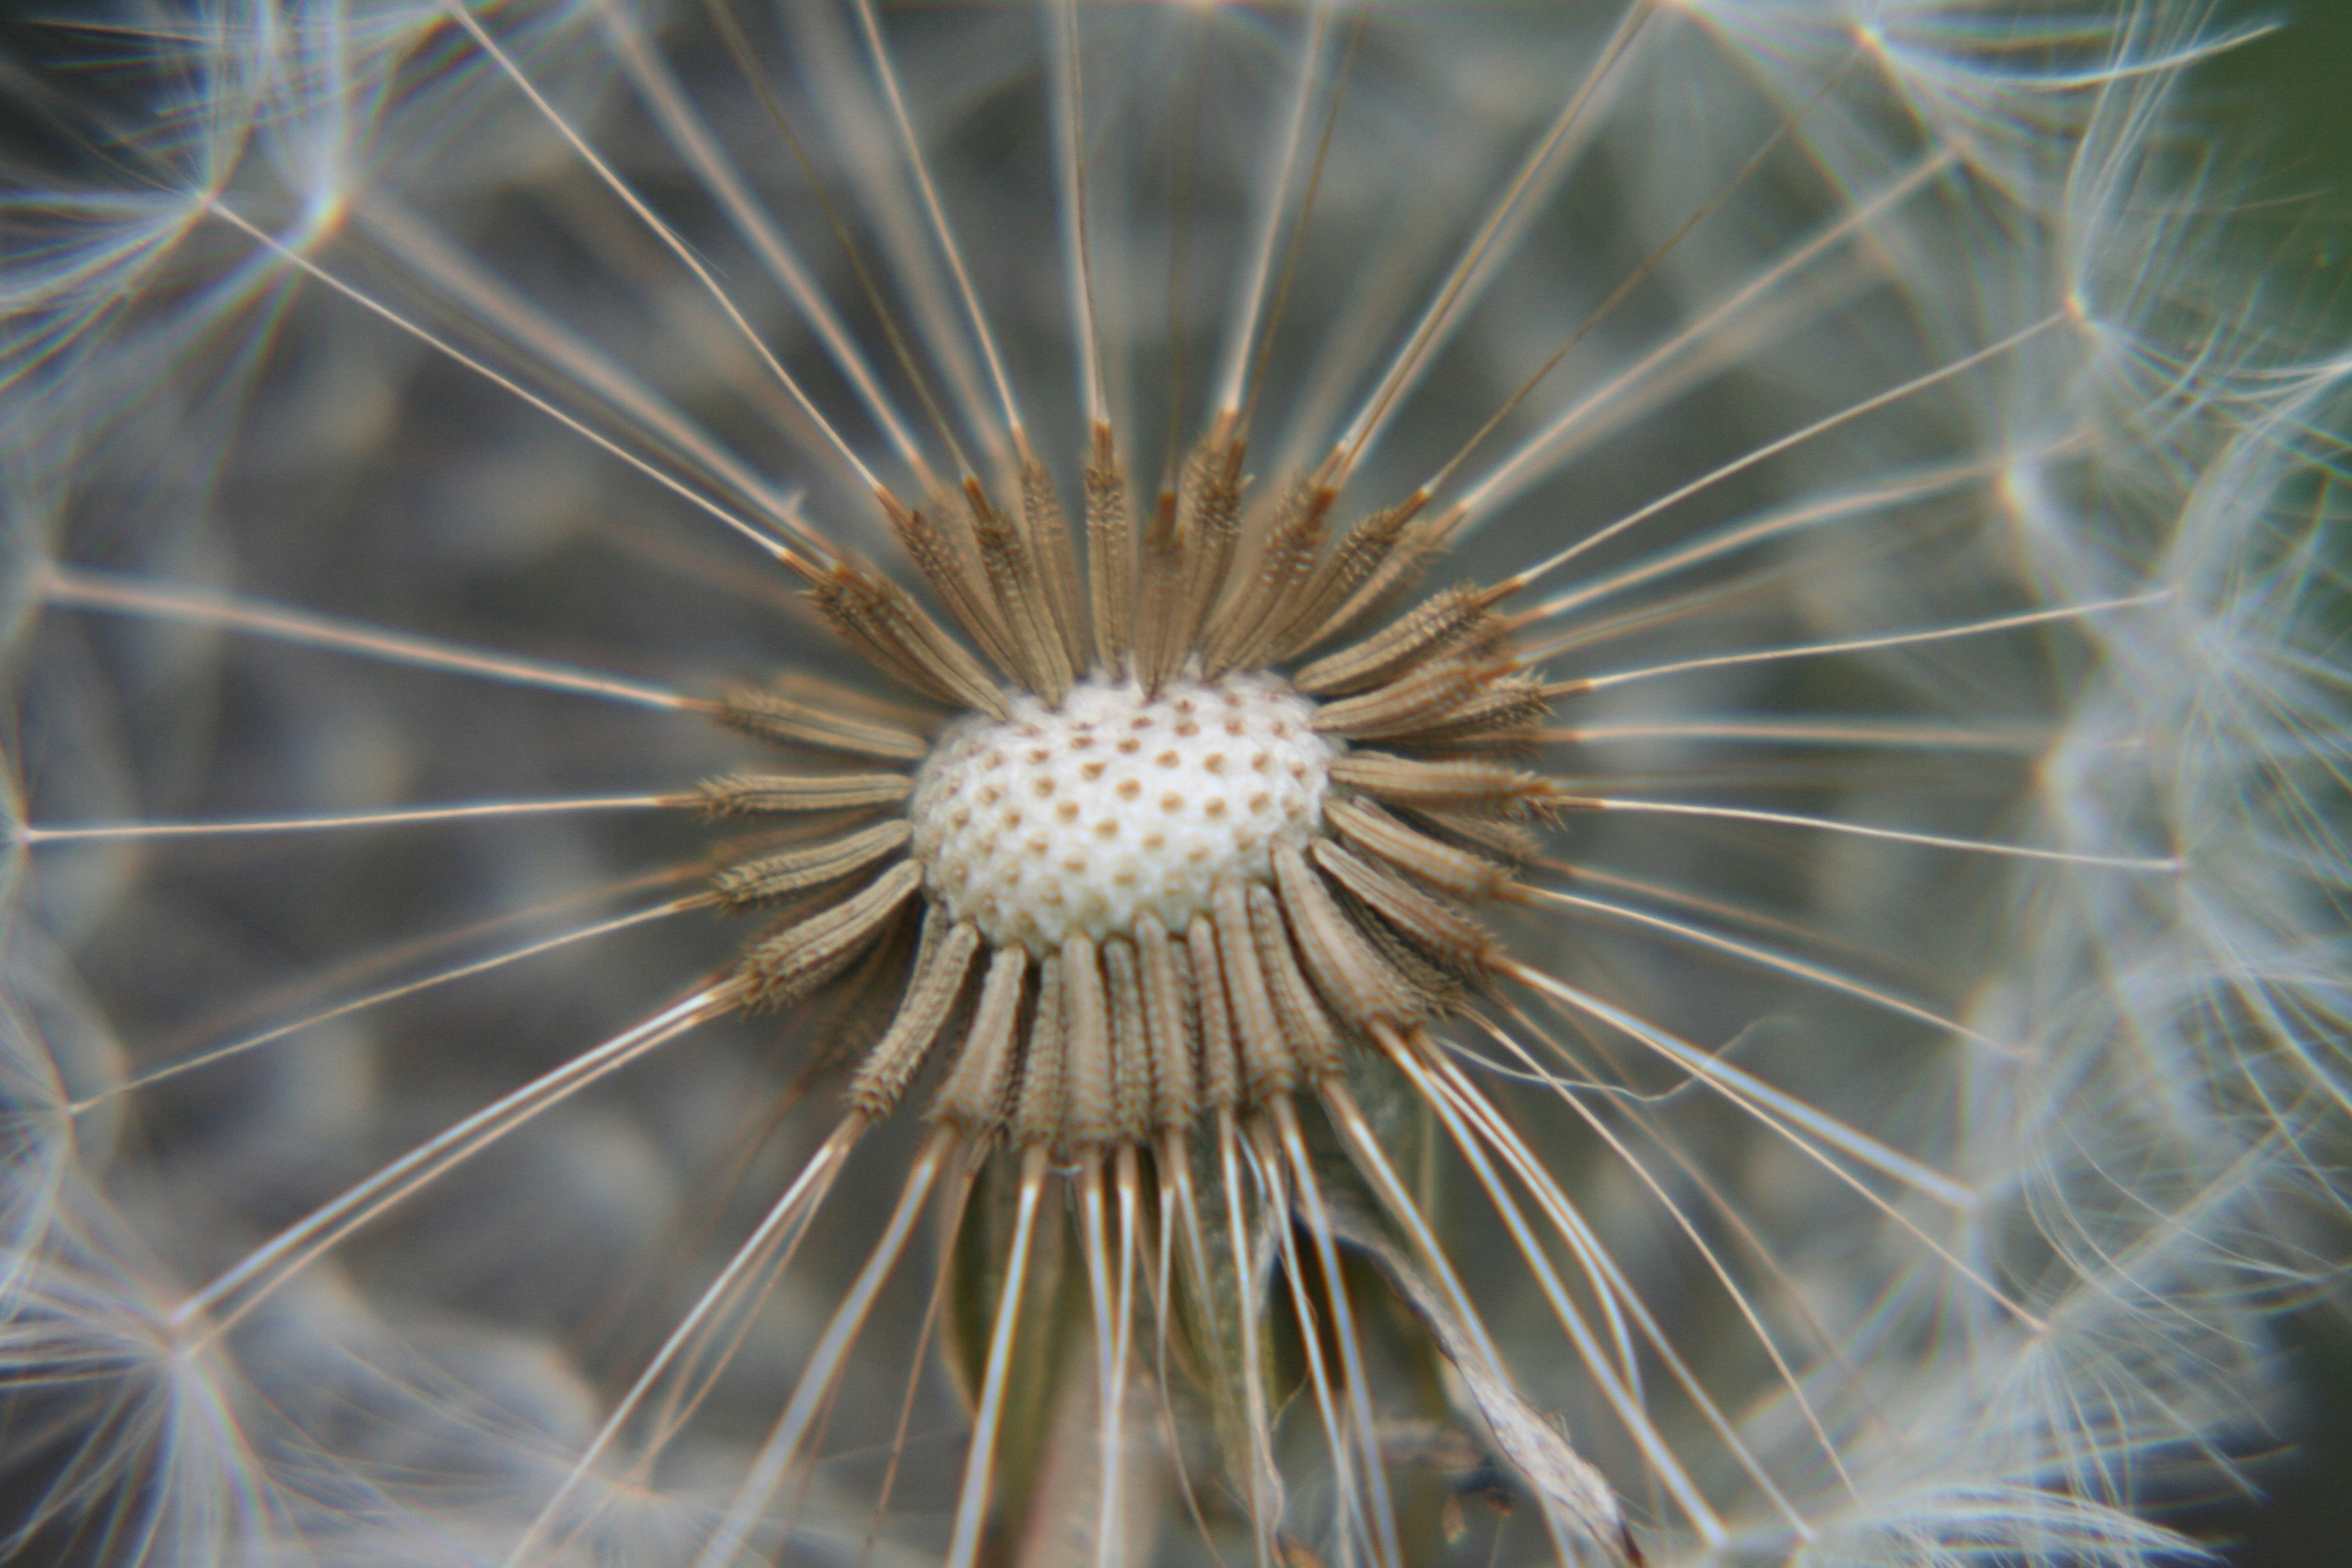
<box><xmin>909</xmin><ymin>672</ymin><xmax>1334</xmax><ymax>953</ymax></box>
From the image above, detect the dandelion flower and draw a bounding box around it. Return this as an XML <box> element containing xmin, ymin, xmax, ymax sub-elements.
<box><xmin>3</xmin><ymin>1</ymin><xmax>2343</xmax><ymax>1565</ymax></box>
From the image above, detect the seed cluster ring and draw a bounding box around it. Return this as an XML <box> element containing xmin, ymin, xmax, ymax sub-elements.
<box><xmin>700</xmin><ymin>427</ymin><xmax>1554</xmax><ymax>1160</ymax></box>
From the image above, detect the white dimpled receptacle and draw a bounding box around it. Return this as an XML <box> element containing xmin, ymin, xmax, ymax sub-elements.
<box><xmin>909</xmin><ymin>673</ymin><xmax>1336</xmax><ymax>953</ymax></box>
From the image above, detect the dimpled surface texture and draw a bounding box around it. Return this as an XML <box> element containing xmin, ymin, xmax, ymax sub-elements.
<box><xmin>909</xmin><ymin>674</ymin><xmax>1336</xmax><ymax>952</ymax></box>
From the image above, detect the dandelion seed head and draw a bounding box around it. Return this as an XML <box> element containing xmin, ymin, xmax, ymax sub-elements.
<box><xmin>3</xmin><ymin>0</ymin><xmax>2346</xmax><ymax>1563</ymax></box>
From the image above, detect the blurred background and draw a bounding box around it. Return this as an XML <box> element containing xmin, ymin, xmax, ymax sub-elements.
<box><xmin>2206</xmin><ymin>0</ymin><xmax>2352</xmax><ymax>330</ymax></box>
<box><xmin>2187</xmin><ymin>5</ymin><xmax>2351</xmax><ymax>1565</ymax></box>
